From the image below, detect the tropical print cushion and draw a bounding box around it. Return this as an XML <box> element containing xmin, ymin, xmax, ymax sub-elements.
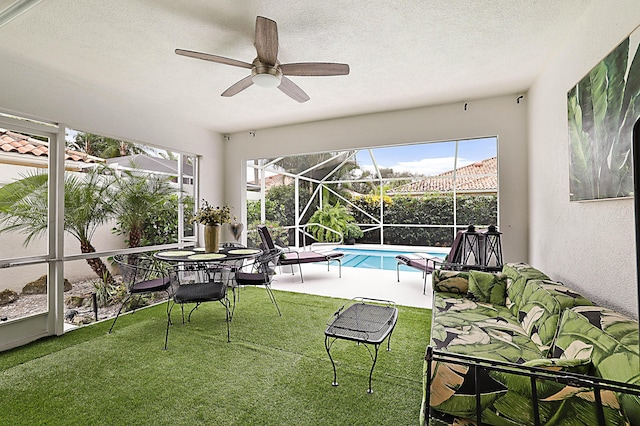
<box><xmin>502</xmin><ymin>262</ymin><xmax>549</xmax><ymax>316</ymax></box>
<box><xmin>428</xmin><ymin>293</ymin><xmax>545</xmax><ymax>419</ymax></box>
<box><xmin>423</xmin><ymin>269</ymin><xmax>639</xmax><ymax>426</ymax></box>
<box><xmin>517</xmin><ymin>280</ymin><xmax>593</xmax><ymax>355</ymax></box>
<box><xmin>432</xmin><ymin>270</ymin><xmax>470</xmax><ymax>294</ymax></box>
<box><xmin>551</xmin><ymin>307</ymin><xmax>640</xmax><ymax>425</ymax></box>
<box><xmin>467</xmin><ymin>270</ymin><xmax>507</xmax><ymax>305</ymax></box>
<box><xmin>522</xmin><ymin>357</ymin><xmax>592</xmax><ymax>371</ymax></box>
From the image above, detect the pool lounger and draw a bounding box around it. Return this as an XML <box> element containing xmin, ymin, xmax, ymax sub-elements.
<box><xmin>396</xmin><ymin>253</ymin><xmax>440</xmax><ymax>294</ymax></box>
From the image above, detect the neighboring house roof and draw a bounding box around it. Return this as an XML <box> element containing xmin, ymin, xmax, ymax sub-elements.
<box><xmin>389</xmin><ymin>157</ymin><xmax>498</xmax><ymax>195</ymax></box>
<box><xmin>106</xmin><ymin>153</ymin><xmax>193</xmax><ymax>178</ymax></box>
<box><xmin>0</xmin><ymin>129</ymin><xmax>103</xmax><ymax>166</ymax></box>
<box><xmin>247</xmin><ymin>174</ymin><xmax>295</xmax><ymax>191</ymax></box>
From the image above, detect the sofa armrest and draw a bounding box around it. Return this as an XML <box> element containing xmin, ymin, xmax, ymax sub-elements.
<box><xmin>422</xmin><ymin>347</ymin><xmax>640</xmax><ymax>426</ymax></box>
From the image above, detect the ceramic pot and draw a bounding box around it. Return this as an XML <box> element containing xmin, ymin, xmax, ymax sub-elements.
<box><xmin>204</xmin><ymin>223</ymin><xmax>221</xmax><ymax>253</ymax></box>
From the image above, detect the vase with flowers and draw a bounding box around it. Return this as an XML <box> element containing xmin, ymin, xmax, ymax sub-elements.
<box><xmin>191</xmin><ymin>200</ymin><xmax>232</xmax><ymax>253</ymax></box>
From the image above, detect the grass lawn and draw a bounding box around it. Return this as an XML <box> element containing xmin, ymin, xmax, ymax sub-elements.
<box><xmin>0</xmin><ymin>288</ymin><xmax>431</xmax><ymax>425</ymax></box>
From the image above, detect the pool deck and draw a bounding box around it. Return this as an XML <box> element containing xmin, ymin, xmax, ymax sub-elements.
<box><xmin>270</xmin><ymin>260</ymin><xmax>434</xmax><ymax>310</ymax></box>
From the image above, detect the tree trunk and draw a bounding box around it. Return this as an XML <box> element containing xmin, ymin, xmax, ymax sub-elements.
<box><xmin>128</xmin><ymin>228</ymin><xmax>142</xmax><ymax>248</ymax></box>
<box><xmin>80</xmin><ymin>240</ymin><xmax>115</xmax><ymax>284</ymax></box>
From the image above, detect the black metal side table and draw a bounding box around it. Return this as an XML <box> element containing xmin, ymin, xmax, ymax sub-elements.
<box><xmin>324</xmin><ymin>297</ymin><xmax>398</xmax><ymax>393</ymax></box>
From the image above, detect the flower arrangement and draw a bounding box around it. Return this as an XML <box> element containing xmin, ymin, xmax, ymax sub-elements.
<box><xmin>191</xmin><ymin>200</ymin><xmax>232</xmax><ymax>226</ymax></box>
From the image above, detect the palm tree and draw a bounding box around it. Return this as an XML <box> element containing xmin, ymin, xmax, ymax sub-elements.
<box><xmin>72</xmin><ymin>132</ymin><xmax>142</xmax><ymax>159</ymax></box>
<box><xmin>112</xmin><ymin>170</ymin><xmax>176</xmax><ymax>248</ymax></box>
<box><xmin>0</xmin><ymin>168</ymin><xmax>116</xmax><ymax>283</ymax></box>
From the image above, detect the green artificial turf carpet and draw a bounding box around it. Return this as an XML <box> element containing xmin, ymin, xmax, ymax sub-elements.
<box><xmin>0</xmin><ymin>289</ymin><xmax>431</xmax><ymax>425</ymax></box>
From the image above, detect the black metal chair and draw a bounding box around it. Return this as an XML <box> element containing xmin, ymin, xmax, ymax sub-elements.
<box><xmin>221</xmin><ymin>242</ymin><xmax>246</xmax><ymax>249</ymax></box>
<box><xmin>235</xmin><ymin>248</ymin><xmax>283</xmax><ymax>316</ymax></box>
<box><xmin>167</xmin><ymin>263</ymin><xmax>232</xmax><ymax>345</ymax></box>
<box><xmin>109</xmin><ymin>253</ymin><xmax>172</xmax><ymax>348</ymax></box>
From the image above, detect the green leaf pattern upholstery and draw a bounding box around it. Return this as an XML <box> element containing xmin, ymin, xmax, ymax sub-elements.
<box><xmin>502</xmin><ymin>262</ymin><xmax>549</xmax><ymax>316</ymax></box>
<box><xmin>423</xmin><ymin>263</ymin><xmax>639</xmax><ymax>426</ymax></box>
<box><xmin>467</xmin><ymin>270</ymin><xmax>507</xmax><ymax>305</ymax></box>
<box><xmin>432</xmin><ymin>270</ymin><xmax>470</xmax><ymax>294</ymax></box>
<box><xmin>551</xmin><ymin>306</ymin><xmax>640</xmax><ymax>424</ymax></box>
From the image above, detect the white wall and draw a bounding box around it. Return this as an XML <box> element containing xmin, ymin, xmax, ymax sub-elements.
<box><xmin>528</xmin><ymin>1</ymin><xmax>640</xmax><ymax>319</ymax></box>
<box><xmin>224</xmin><ymin>94</ymin><xmax>529</xmax><ymax>263</ymax></box>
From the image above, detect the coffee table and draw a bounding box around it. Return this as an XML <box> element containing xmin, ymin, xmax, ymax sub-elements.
<box><xmin>324</xmin><ymin>297</ymin><xmax>398</xmax><ymax>393</ymax></box>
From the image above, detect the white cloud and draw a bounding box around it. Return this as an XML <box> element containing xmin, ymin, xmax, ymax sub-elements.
<box><xmin>375</xmin><ymin>157</ymin><xmax>475</xmax><ymax>177</ymax></box>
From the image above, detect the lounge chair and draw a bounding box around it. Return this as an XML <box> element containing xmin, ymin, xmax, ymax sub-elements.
<box><xmin>396</xmin><ymin>229</ymin><xmax>466</xmax><ymax>294</ymax></box>
<box><xmin>257</xmin><ymin>224</ymin><xmax>344</xmax><ymax>283</ymax></box>
<box><xmin>397</xmin><ymin>226</ymin><xmax>504</xmax><ymax>294</ymax></box>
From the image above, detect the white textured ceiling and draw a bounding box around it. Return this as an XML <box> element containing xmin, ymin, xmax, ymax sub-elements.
<box><xmin>0</xmin><ymin>0</ymin><xmax>593</xmax><ymax>134</ymax></box>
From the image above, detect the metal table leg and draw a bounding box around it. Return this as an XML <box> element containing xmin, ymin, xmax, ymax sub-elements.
<box><xmin>367</xmin><ymin>343</ymin><xmax>380</xmax><ymax>393</ymax></box>
<box><xmin>325</xmin><ymin>335</ymin><xmax>339</xmax><ymax>386</ymax></box>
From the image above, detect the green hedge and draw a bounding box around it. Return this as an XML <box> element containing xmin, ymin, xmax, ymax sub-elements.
<box><xmin>351</xmin><ymin>194</ymin><xmax>497</xmax><ymax>246</ymax></box>
<box><xmin>249</xmin><ymin>189</ymin><xmax>497</xmax><ymax>248</ymax></box>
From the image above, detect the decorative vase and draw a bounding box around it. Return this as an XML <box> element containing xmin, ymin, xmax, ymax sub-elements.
<box><xmin>229</xmin><ymin>222</ymin><xmax>244</xmax><ymax>242</ymax></box>
<box><xmin>204</xmin><ymin>223</ymin><xmax>221</xmax><ymax>253</ymax></box>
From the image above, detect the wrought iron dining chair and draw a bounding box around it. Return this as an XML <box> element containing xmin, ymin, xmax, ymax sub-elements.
<box><xmin>234</xmin><ymin>248</ymin><xmax>283</xmax><ymax>316</ymax></box>
<box><xmin>215</xmin><ymin>242</ymin><xmax>251</xmax><ymax>312</ymax></box>
<box><xmin>166</xmin><ymin>263</ymin><xmax>232</xmax><ymax>345</ymax></box>
<box><xmin>109</xmin><ymin>253</ymin><xmax>172</xmax><ymax>348</ymax></box>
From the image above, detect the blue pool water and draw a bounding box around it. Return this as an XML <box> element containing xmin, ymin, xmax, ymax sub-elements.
<box><xmin>334</xmin><ymin>247</ymin><xmax>446</xmax><ymax>271</ymax></box>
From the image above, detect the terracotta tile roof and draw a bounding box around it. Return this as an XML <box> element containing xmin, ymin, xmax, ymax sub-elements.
<box><xmin>0</xmin><ymin>129</ymin><xmax>102</xmax><ymax>163</ymax></box>
<box><xmin>389</xmin><ymin>157</ymin><xmax>497</xmax><ymax>194</ymax></box>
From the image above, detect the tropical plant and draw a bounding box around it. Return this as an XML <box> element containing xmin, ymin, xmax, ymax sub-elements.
<box><xmin>567</xmin><ymin>35</ymin><xmax>640</xmax><ymax>200</ymax></box>
<box><xmin>307</xmin><ymin>202</ymin><xmax>354</xmax><ymax>242</ymax></box>
<box><xmin>92</xmin><ymin>271</ymin><xmax>119</xmax><ymax>307</ymax></box>
<box><xmin>138</xmin><ymin>194</ymin><xmax>194</xmax><ymax>246</ymax></box>
<box><xmin>111</xmin><ymin>170</ymin><xmax>176</xmax><ymax>248</ymax></box>
<box><xmin>71</xmin><ymin>132</ymin><xmax>143</xmax><ymax>159</ymax></box>
<box><xmin>0</xmin><ymin>167</ymin><xmax>116</xmax><ymax>282</ymax></box>
<box><xmin>344</xmin><ymin>223</ymin><xmax>364</xmax><ymax>240</ymax></box>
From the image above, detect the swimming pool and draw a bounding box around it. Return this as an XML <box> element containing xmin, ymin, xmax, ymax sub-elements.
<box><xmin>334</xmin><ymin>247</ymin><xmax>447</xmax><ymax>271</ymax></box>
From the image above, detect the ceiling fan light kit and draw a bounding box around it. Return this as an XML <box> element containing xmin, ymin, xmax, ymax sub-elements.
<box><xmin>176</xmin><ymin>16</ymin><xmax>349</xmax><ymax>102</ymax></box>
<box><xmin>251</xmin><ymin>60</ymin><xmax>282</xmax><ymax>88</ymax></box>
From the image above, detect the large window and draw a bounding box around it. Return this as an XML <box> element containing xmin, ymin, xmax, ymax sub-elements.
<box><xmin>246</xmin><ymin>137</ymin><xmax>497</xmax><ymax>247</ymax></box>
<box><xmin>0</xmin><ymin>117</ymin><xmax>197</xmax><ymax>347</ymax></box>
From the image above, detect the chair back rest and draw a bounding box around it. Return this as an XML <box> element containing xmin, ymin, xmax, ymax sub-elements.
<box><xmin>113</xmin><ymin>253</ymin><xmax>158</xmax><ymax>288</ymax></box>
<box><xmin>254</xmin><ymin>248</ymin><xmax>283</xmax><ymax>277</ymax></box>
<box><xmin>221</xmin><ymin>242</ymin><xmax>246</xmax><ymax>249</ymax></box>
<box><xmin>169</xmin><ymin>262</ymin><xmax>230</xmax><ymax>295</ymax></box>
<box><xmin>257</xmin><ymin>225</ymin><xmax>276</xmax><ymax>250</ymax></box>
<box><xmin>445</xmin><ymin>229</ymin><xmax>466</xmax><ymax>264</ymax></box>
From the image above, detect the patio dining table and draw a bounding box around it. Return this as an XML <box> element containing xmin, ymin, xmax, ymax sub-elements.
<box><xmin>154</xmin><ymin>246</ymin><xmax>263</xmax><ymax>315</ymax></box>
<box><xmin>154</xmin><ymin>246</ymin><xmax>262</xmax><ymax>264</ymax></box>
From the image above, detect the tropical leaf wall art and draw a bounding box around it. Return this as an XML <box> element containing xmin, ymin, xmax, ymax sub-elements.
<box><xmin>568</xmin><ymin>27</ymin><xmax>640</xmax><ymax>201</ymax></box>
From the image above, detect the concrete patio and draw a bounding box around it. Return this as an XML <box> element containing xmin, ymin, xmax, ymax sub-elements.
<box><xmin>270</xmin><ymin>261</ymin><xmax>433</xmax><ymax>309</ymax></box>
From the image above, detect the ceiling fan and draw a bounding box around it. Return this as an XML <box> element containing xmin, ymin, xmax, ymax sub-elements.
<box><xmin>175</xmin><ymin>16</ymin><xmax>349</xmax><ymax>103</ymax></box>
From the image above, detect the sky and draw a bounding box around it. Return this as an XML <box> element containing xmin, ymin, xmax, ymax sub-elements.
<box><xmin>355</xmin><ymin>137</ymin><xmax>497</xmax><ymax>177</ymax></box>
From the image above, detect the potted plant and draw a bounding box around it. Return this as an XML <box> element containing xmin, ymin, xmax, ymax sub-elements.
<box><xmin>191</xmin><ymin>200</ymin><xmax>232</xmax><ymax>253</ymax></box>
<box><xmin>343</xmin><ymin>223</ymin><xmax>363</xmax><ymax>245</ymax></box>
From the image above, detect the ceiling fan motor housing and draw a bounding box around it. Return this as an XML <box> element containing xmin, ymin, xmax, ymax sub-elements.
<box><xmin>251</xmin><ymin>59</ymin><xmax>282</xmax><ymax>88</ymax></box>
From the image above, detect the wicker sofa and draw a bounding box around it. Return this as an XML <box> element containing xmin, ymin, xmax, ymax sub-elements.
<box><xmin>421</xmin><ymin>262</ymin><xmax>640</xmax><ymax>425</ymax></box>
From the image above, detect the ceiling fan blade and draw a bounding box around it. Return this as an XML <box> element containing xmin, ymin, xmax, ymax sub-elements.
<box><xmin>278</xmin><ymin>76</ymin><xmax>310</xmax><ymax>103</ymax></box>
<box><xmin>175</xmin><ymin>49</ymin><xmax>252</xmax><ymax>69</ymax></box>
<box><xmin>254</xmin><ymin>16</ymin><xmax>278</xmax><ymax>66</ymax></box>
<box><xmin>221</xmin><ymin>75</ymin><xmax>254</xmax><ymax>97</ymax></box>
<box><xmin>280</xmin><ymin>62</ymin><xmax>350</xmax><ymax>76</ymax></box>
